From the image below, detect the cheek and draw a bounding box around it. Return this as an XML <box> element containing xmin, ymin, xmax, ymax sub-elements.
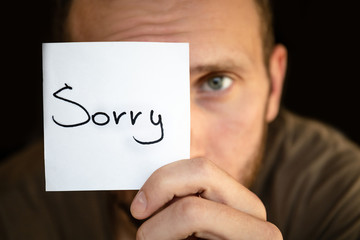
<box><xmin>191</xmin><ymin>83</ymin><xmax>268</xmax><ymax>181</ymax></box>
<box><xmin>211</xmin><ymin>105</ymin><xmax>265</xmax><ymax>177</ymax></box>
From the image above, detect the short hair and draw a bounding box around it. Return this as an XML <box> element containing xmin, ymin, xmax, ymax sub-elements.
<box><xmin>254</xmin><ymin>0</ymin><xmax>275</xmax><ymax>68</ymax></box>
<box><xmin>51</xmin><ymin>0</ymin><xmax>72</xmax><ymax>41</ymax></box>
<box><xmin>51</xmin><ymin>0</ymin><xmax>274</xmax><ymax>67</ymax></box>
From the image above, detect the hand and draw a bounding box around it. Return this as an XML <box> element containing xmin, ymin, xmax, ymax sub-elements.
<box><xmin>130</xmin><ymin>158</ymin><xmax>282</xmax><ymax>239</ymax></box>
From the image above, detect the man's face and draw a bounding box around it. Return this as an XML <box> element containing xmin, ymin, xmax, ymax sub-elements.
<box><xmin>67</xmin><ymin>0</ymin><xmax>273</xmax><ymax>186</ymax></box>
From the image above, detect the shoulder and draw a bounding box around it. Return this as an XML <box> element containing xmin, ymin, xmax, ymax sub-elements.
<box><xmin>255</xmin><ymin>109</ymin><xmax>360</xmax><ymax>239</ymax></box>
<box><xmin>0</xmin><ymin>140</ymin><xmax>112</xmax><ymax>239</ymax></box>
<box><xmin>271</xmin><ymin>109</ymin><xmax>359</xmax><ymax>171</ymax></box>
<box><xmin>0</xmin><ymin>140</ymin><xmax>45</xmax><ymax>192</ymax></box>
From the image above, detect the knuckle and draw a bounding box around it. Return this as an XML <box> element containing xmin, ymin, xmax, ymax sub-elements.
<box><xmin>257</xmin><ymin>201</ymin><xmax>267</xmax><ymax>220</ymax></box>
<box><xmin>143</xmin><ymin>165</ymin><xmax>171</xmax><ymax>196</ymax></box>
<box><xmin>174</xmin><ymin>197</ymin><xmax>204</xmax><ymax>227</ymax></box>
<box><xmin>247</xmin><ymin>191</ymin><xmax>267</xmax><ymax>220</ymax></box>
<box><xmin>263</xmin><ymin>222</ymin><xmax>283</xmax><ymax>240</ymax></box>
<box><xmin>190</xmin><ymin>157</ymin><xmax>215</xmax><ymax>178</ymax></box>
<box><xmin>136</xmin><ymin>226</ymin><xmax>147</xmax><ymax>240</ymax></box>
<box><xmin>149</xmin><ymin>165</ymin><xmax>166</xmax><ymax>185</ymax></box>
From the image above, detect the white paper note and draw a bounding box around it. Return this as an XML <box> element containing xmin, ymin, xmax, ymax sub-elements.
<box><xmin>43</xmin><ymin>42</ymin><xmax>190</xmax><ymax>191</ymax></box>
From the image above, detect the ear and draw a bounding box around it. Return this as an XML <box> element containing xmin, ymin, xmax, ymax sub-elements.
<box><xmin>266</xmin><ymin>44</ymin><xmax>287</xmax><ymax>122</ymax></box>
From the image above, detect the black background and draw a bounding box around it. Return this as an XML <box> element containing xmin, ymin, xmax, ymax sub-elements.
<box><xmin>1</xmin><ymin>0</ymin><xmax>359</xmax><ymax>161</ymax></box>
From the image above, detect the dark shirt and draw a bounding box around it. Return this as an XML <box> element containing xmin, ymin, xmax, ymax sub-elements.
<box><xmin>252</xmin><ymin>110</ymin><xmax>360</xmax><ymax>239</ymax></box>
<box><xmin>1</xmin><ymin>109</ymin><xmax>360</xmax><ymax>239</ymax></box>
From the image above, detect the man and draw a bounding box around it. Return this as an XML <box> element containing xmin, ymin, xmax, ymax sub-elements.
<box><xmin>1</xmin><ymin>0</ymin><xmax>359</xmax><ymax>239</ymax></box>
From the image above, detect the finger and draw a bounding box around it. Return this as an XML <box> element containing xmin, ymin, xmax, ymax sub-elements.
<box><xmin>130</xmin><ymin>158</ymin><xmax>265</xmax><ymax>220</ymax></box>
<box><xmin>136</xmin><ymin>196</ymin><xmax>282</xmax><ymax>240</ymax></box>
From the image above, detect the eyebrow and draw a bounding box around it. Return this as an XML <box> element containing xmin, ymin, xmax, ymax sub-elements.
<box><xmin>190</xmin><ymin>59</ymin><xmax>250</xmax><ymax>76</ymax></box>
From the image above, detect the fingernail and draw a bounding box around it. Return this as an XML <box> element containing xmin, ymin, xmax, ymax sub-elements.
<box><xmin>132</xmin><ymin>190</ymin><xmax>147</xmax><ymax>213</ymax></box>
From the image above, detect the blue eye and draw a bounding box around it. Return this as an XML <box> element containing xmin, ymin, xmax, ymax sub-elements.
<box><xmin>201</xmin><ymin>75</ymin><xmax>233</xmax><ymax>92</ymax></box>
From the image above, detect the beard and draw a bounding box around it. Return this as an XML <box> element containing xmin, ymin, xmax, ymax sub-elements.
<box><xmin>240</xmin><ymin>120</ymin><xmax>268</xmax><ymax>189</ymax></box>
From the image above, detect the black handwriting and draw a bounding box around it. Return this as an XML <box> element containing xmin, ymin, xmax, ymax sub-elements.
<box><xmin>52</xmin><ymin>83</ymin><xmax>164</xmax><ymax>145</ymax></box>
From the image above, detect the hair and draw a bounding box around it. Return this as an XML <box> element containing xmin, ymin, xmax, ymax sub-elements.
<box><xmin>51</xmin><ymin>0</ymin><xmax>72</xmax><ymax>42</ymax></box>
<box><xmin>51</xmin><ymin>0</ymin><xmax>275</xmax><ymax>67</ymax></box>
<box><xmin>254</xmin><ymin>0</ymin><xmax>275</xmax><ymax>68</ymax></box>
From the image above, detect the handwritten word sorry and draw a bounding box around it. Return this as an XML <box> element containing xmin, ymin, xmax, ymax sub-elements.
<box><xmin>52</xmin><ymin>83</ymin><xmax>164</xmax><ymax>145</ymax></box>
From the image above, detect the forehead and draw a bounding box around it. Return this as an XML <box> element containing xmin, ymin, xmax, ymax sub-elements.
<box><xmin>67</xmin><ymin>0</ymin><xmax>263</xmax><ymax>69</ymax></box>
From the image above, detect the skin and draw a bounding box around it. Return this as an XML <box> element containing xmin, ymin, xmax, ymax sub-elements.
<box><xmin>67</xmin><ymin>0</ymin><xmax>287</xmax><ymax>239</ymax></box>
